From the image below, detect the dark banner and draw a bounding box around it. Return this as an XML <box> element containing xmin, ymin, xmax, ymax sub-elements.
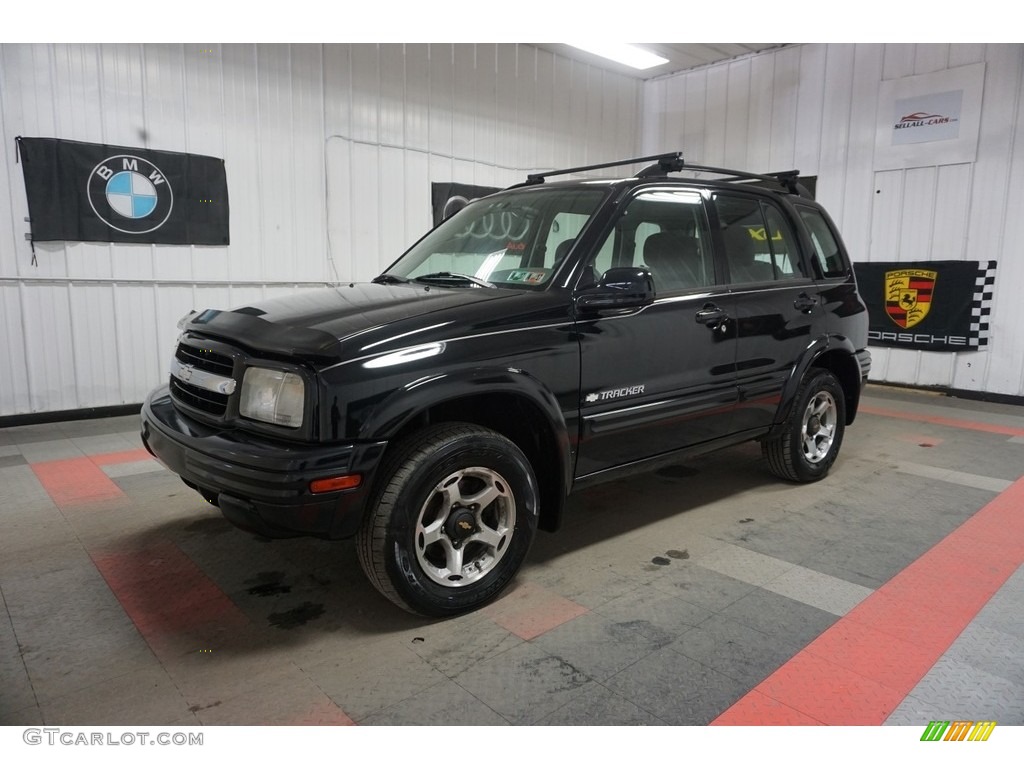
<box><xmin>853</xmin><ymin>260</ymin><xmax>996</xmax><ymax>351</ymax></box>
<box><xmin>16</xmin><ymin>136</ymin><xmax>229</xmax><ymax>245</ymax></box>
<box><xmin>431</xmin><ymin>182</ymin><xmax>501</xmax><ymax>226</ymax></box>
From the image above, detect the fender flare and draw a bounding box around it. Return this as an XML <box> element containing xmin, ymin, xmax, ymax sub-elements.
<box><xmin>770</xmin><ymin>334</ymin><xmax>861</xmax><ymax>436</ymax></box>
<box><xmin>357</xmin><ymin>366</ymin><xmax>574</xmax><ymax>523</ymax></box>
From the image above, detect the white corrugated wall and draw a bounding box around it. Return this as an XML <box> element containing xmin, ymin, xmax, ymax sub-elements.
<box><xmin>0</xmin><ymin>43</ymin><xmax>640</xmax><ymax>417</ymax></box>
<box><xmin>642</xmin><ymin>43</ymin><xmax>1024</xmax><ymax>398</ymax></box>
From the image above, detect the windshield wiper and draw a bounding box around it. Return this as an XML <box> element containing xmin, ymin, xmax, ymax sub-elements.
<box><xmin>371</xmin><ymin>274</ymin><xmax>410</xmax><ymax>284</ymax></box>
<box><xmin>413</xmin><ymin>272</ymin><xmax>496</xmax><ymax>289</ymax></box>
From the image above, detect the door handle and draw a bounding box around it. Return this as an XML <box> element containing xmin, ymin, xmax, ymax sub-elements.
<box><xmin>695</xmin><ymin>304</ymin><xmax>729</xmax><ymax>331</ymax></box>
<box><xmin>793</xmin><ymin>293</ymin><xmax>817</xmax><ymax>314</ymax></box>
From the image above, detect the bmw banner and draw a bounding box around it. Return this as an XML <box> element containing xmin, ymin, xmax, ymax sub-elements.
<box><xmin>15</xmin><ymin>136</ymin><xmax>229</xmax><ymax>245</ymax></box>
<box><xmin>853</xmin><ymin>260</ymin><xmax>996</xmax><ymax>351</ymax></box>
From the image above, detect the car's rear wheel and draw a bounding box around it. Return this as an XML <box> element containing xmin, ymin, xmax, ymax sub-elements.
<box><xmin>763</xmin><ymin>368</ymin><xmax>846</xmax><ymax>482</ymax></box>
<box><xmin>357</xmin><ymin>423</ymin><xmax>538</xmax><ymax>617</ymax></box>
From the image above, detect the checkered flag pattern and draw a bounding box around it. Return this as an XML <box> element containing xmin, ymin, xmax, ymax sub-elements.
<box><xmin>970</xmin><ymin>260</ymin><xmax>997</xmax><ymax>348</ymax></box>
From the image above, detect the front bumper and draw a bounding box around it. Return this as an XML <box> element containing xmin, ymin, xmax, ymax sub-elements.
<box><xmin>140</xmin><ymin>386</ymin><xmax>387</xmax><ymax>539</ymax></box>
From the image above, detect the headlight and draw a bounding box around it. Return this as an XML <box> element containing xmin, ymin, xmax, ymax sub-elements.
<box><xmin>239</xmin><ymin>367</ymin><xmax>305</xmax><ymax>428</ymax></box>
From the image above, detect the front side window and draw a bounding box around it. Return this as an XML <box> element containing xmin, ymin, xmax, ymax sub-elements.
<box><xmin>587</xmin><ymin>189</ymin><xmax>715</xmax><ymax>294</ymax></box>
<box><xmin>384</xmin><ymin>188</ymin><xmax>607</xmax><ymax>289</ymax></box>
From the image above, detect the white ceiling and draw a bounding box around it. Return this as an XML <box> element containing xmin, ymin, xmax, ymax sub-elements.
<box><xmin>536</xmin><ymin>43</ymin><xmax>788</xmax><ymax>80</ymax></box>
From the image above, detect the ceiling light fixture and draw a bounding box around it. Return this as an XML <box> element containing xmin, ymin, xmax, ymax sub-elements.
<box><xmin>565</xmin><ymin>43</ymin><xmax>669</xmax><ymax>71</ymax></box>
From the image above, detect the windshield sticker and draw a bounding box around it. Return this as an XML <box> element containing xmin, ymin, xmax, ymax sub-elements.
<box><xmin>506</xmin><ymin>270</ymin><xmax>547</xmax><ymax>284</ymax></box>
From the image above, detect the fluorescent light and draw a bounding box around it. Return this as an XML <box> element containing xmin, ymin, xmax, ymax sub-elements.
<box><xmin>565</xmin><ymin>43</ymin><xmax>669</xmax><ymax>71</ymax></box>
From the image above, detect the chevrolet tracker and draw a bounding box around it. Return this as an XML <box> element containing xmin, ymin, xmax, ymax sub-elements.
<box><xmin>141</xmin><ymin>153</ymin><xmax>871</xmax><ymax>616</ymax></box>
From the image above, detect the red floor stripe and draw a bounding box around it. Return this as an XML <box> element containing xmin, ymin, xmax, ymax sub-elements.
<box><xmin>712</xmin><ymin>475</ymin><xmax>1024</xmax><ymax>726</ymax></box>
<box><xmin>91</xmin><ymin>539</ymin><xmax>356</xmax><ymax>724</ymax></box>
<box><xmin>30</xmin><ymin>448</ymin><xmax>156</xmax><ymax>507</ymax></box>
<box><xmin>28</xmin><ymin>445</ymin><xmax>356</xmax><ymax>725</ymax></box>
<box><xmin>860</xmin><ymin>404</ymin><xmax>1024</xmax><ymax>437</ymax></box>
<box><xmin>91</xmin><ymin>540</ymin><xmax>249</xmax><ymax>641</ymax></box>
<box><xmin>93</xmin><ymin>447</ymin><xmax>153</xmax><ymax>466</ymax></box>
<box><xmin>280</xmin><ymin>700</ymin><xmax>357</xmax><ymax>726</ymax></box>
<box><xmin>32</xmin><ymin>456</ymin><xmax>126</xmax><ymax>507</ymax></box>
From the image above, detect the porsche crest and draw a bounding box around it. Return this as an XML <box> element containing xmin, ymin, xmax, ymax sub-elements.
<box><xmin>885</xmin><ymin>269</ymin><xmax>937</xmax><ymax>329</ymax></box>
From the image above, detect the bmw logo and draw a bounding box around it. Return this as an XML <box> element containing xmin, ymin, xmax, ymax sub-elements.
<box><xmin>87</xmin><ymin>155</ymin><xmax>173</xmax><ymax>234</ymax></box>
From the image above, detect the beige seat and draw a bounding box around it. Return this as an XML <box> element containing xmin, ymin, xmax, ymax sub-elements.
<box><xmin>724</xmin><ymin>227</ymin><xmax>774</xmax><ymax>283</ymax></box>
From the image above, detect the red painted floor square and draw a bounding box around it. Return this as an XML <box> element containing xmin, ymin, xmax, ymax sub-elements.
<box><xmin>32</xmin><ymin>456</ymin><xmax>125</xmax><ymax>507</ymax></box>
<box><xmin>481</xmin><ymin>580</ymin><xmax>588</xmax><ymax>640</ymax></box>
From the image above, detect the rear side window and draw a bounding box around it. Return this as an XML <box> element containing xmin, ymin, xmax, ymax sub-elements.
<box><xmin>798</xmin><ymin>207</ymin><xmax>847</xmax><ymax>278</ymax></box>
<box><xmin>714</xmin><ymin>194</ymin><xmax>807</xmax><ymax>284</ymax></box>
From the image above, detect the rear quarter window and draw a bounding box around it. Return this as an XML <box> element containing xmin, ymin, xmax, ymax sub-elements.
<box><xmin>797</xmin><ymin>207</ymin><xmax>848</xmax><ymax>278</ymax></box>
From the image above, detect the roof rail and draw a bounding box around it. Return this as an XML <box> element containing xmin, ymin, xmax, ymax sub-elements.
<box><xmin>513</xmin><ymin>152</ymin><xmax>811</xmax><ymax>198</ymax></box>
<box><xmin>522</xmin><ymin>152</ymin><xmax>684</xmax><ymax>185</ymax></box>
<box><xmin>673</xmin><ymin>164</ymin><xmax>810</xmax><ymax>197</ymax></box>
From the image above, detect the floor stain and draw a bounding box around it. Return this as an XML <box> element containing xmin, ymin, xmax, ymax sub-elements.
<box><xmin>651</xmin><ymin>556</ymin><xmax>671</xmax><ymax>566</ymax></box>
<box><xmin>268</xmin><ymin>602</ymin><xmax>325</xmax><ymax>629</ymax></box>
<box><xmin>248</xmin><ymin>582</ymin><xmax>292</xmax><ymax>597</ymax></box>
<box><xmin>739</xmin><ymin>518</ymin><xmax>755</xmax><ymax>524</ymax></box>
<box><xmin>610</xmin><ymin>620</ymin><xmax>674</xmax><ymax>647</ymax></box>
<box><xmin>188</xmin><ymin>700</ymin><xmax>221</xmax><ymax>713</ymax></box>
<box><xmin>666</xmin><ymin>549</ymin><xmax>689</xmax><ymax>560</ymax></box>
<box><xmin>246</xmin><ymin>571</ymin><xmax>292</xmax><ymax>596</ymax></box>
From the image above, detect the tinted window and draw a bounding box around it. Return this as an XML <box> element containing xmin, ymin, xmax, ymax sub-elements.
<box><xmin>798</xmin><ymin>207</ymin><xmax>847</xmax><ymax>278</ymax></box>
<box><xmin>715</xmin><ymin>194</ymin><xmax>805</xmax><ymax>283</ymax></box>
<box><xmin>589</xmin><ymin>190</ymin><xmax>714</xmax><ymax>293</ymax></box>
<box><xmin>388</xmin><ymin>188</ymin><xmax>606</xmax><ymax>288</ymax></box>
<box><xmin>763</xmin><ymin>205</ymin><xmax>806</xmax><ymax>278</ymax></box>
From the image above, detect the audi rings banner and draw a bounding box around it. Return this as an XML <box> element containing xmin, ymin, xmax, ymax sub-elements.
<box><xmin>15</xmin><ymin>136</ymin><xmax>229</xmax><ymax>245</ymax></box>
<box><xmin>431</xmin><ymin>182</ymin><xmax>501</xmax><ymax>227</ymax></box>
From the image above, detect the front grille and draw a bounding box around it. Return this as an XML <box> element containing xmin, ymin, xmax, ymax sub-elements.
<box><xmin>169</xmin><ymin>376</ymin><xmax>230</xmax><ymax>415</ymax></box>
<box><xmin>170</xmin><ymin>342</ymin><xmax>236</xmax><ymax>417</ymax></box>
<box><xmin>175</xmin><ymin>343</ymin><xmax>233</xmax><ymax>377</ymax></box>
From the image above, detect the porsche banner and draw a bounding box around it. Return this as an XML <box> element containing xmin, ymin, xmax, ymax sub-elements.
<box><xmin>16</xmin><ymin>136</ymin><xmax>229</xmax><ymax>245</ymax></box>
<box><xmin>853</xmin><ymin>260</ymin><xmax>996</xmax><ymax>351</ymax></box>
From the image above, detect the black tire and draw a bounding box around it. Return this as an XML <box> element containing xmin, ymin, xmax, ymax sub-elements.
<box><xmin>356</xmin><ymin>423</ymin><xmax>539</xmax><ymax>617</ymax></box>
<box><xmin>763</xmin><ymin>368</ymin><xmax>846</xmax><ymax>483</ymax></box>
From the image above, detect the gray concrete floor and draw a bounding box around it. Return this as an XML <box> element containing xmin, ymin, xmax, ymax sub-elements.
<box><xmin>1</xmin><ymin>384</ymin><xmax>1022</xmax><ymax>726</ymax></box>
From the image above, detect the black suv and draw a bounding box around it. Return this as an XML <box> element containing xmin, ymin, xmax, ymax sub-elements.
<box><xmin>141</xmin><ymin>153</ymin><xmax>871</xmax><ymax>616</ymax></box>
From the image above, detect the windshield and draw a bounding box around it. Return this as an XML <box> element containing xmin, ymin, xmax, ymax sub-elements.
<box><xmin>382</xmin><ymin>187</ymin><xmax>608</xmax><ymax>288</ymax></box>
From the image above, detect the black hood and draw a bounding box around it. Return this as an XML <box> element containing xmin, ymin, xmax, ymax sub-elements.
<box><xmin>181</xmin><ymin>283</ymin><xmax>521</xmax><ymax>363</ymax></box>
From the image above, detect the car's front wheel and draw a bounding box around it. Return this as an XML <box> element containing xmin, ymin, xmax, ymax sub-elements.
<box><xmin>763</xmin><ymin>368</ymin><xmax>846</xmax><ymax>483</ymax></box>
<box><xmin>357</xmin><ymin>423</ymin><xmax>538</xmax><ymax>617</ymax></box>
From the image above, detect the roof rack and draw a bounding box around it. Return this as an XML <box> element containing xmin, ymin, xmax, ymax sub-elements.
<box><xmin>669</xmin><ymin>163</ymin><xmax>809</xmax><ymax>197</ymax></box>
<box><xmin>522</xmin><ymin>152</ymin><xmax>685</xmax><ymax>185</ymax></box>
<box><xmin>516</xmin><ymin>151</ymin><xmax>811</xmax><ymax>198</ymax></box>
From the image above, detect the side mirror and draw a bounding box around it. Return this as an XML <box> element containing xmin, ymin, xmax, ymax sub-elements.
<box><xmin>575</xmin><ymin>267</ymin><xmax>656</xmax><ymax>311</ymax></box>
